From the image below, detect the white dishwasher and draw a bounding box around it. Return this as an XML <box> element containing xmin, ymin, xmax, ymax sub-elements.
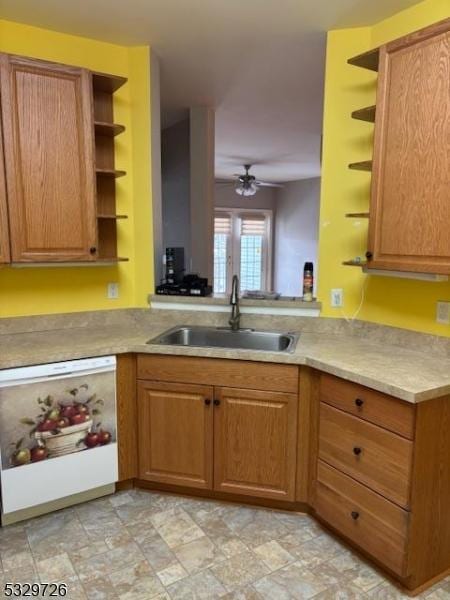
<box><xmin>0</xmin><ymin>356</ymin><xmax>118</xmax><ymax>523</ymax></box>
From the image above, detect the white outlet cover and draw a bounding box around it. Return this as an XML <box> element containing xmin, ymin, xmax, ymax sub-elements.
<box><xmin>331</xmin><ymin>288</ymin><xmax>343</xmax><ymax>308</ymax></box>
<box><xmin>107</xmin><ymin>283</ymin><xmax>119</xmax><ymax>299</ymax></box>
<box><xmin>436</xmin><ymin>301</ymin><xmax>450</xmax><ymax>325</ymax></box>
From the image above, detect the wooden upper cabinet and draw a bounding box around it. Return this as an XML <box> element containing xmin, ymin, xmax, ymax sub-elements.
<box><xmin>0</xmin><ymin>121</ymin><xmax>10</xmax><ymax>263</ymax></box>
<box><xmin>213</xmin><ymin>387</ymin><xmax>298</xmax><ymax>501</ymax></box>
<box><xmin>368</xmin><ymin>19</ymin><xmax>450</xmax><ymax>273</ymax></box>
<box><xmin>137</xmin><ymin>380</ymin><xmax>214</xmax><ymax>489</ymax></box>
<box><xmin>0</xmin><ymin>54</ymin><xmax>97</xmax><ymax>262</ymax></box>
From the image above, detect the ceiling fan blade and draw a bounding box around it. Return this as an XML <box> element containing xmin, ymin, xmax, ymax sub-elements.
<box><xmin>255</xmin><ymin>181</ymin><xmax>284</xmax><ymax>188</ymax></box>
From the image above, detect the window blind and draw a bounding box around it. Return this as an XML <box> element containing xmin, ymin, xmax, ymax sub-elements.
<box><xmin>214</xmin><ymin>214</ymin><xmax>232</xmax><ymax>235</ymax></box>
<box><xmin>240</xmin><ymin>214</ymin><xmax>266</xmax><ymax>236</ymax></box>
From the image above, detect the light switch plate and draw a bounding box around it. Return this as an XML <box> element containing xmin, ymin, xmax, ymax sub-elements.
<box><xmin>331</xmin><ymin>288</ymin><xmax>343</xmax><ymax>308</ymax></box>
<box><xmin>436</xmin><ymin>301</ymin><xmax>450</xmax><ymax>324</ymax></box>
<box><xmin>107</xmin><ymin>283</ymin><xmax>119</xmax><ymax>299</ymax></box>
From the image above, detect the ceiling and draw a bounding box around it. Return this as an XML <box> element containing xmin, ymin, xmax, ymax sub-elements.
<box><xmin>0</xmin><ymin>0</ymin><xmax>421</xmax><ymax>182</ymax></box>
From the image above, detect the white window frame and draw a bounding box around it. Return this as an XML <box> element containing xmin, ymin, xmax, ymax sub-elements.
<box><xmin>214</xmin><ymin>208</ymin><xmax>273</xmax><ymax>294</ymax></box>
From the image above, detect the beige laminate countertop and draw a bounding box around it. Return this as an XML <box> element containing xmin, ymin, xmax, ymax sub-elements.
<box><xmin>1</xmin><ymin>319</ymin><xmax>450</xmax><ymax>404</ymax></box>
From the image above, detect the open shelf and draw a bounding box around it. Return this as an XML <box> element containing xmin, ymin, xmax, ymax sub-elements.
<box><xmin>351</xmin><ymin>106</ymin><xmax>376</xmax><ymax>123</ymax></box>
<box><xmin>94</xmin><ymin>121</ymin><xmax>126</xmax><ymax>137</ymax></box>
<box><xmin>92</xmin><ymin>72</ymin><xmax>127</xmax><ymax>93</ymax></box>
<box><xmin>96</xmin><ymin>168</ymin><xmax>126</xmax><ymax>178</ymax></box>
<box><xmin>97</xmin><ymin>214</ymin><xmax>128</xmax><ymax>220</ymax></box>
<box><xmin>348</xmin><ymin>48</ymin><xmax>379</xmax><ymax>71</ymax></box>
<box><xmin>343</xmin><ymin>260</ymin><xmax>367</xmax><ymax>267</ymax></box>
<box><xmin>349</xmin><ymin>161</ymin><xmax>372</xmax><ymax>171</ymax></box>
<box><xmin>346</xmin><ymin>212</ymin><xmax>370</xmax><ymax>218</ymax></box>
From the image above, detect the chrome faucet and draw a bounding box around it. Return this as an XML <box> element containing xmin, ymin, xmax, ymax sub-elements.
<box><xmin>229</xmin><ymin>275</ymin><xmax>241</xmax><ymax>331</ymax></box>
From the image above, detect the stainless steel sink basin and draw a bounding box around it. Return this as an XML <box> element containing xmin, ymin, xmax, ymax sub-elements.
<box><xmin>147</xmin><ymin>326</ymin><xmax>298</xmax><ymax>353</ymax></box>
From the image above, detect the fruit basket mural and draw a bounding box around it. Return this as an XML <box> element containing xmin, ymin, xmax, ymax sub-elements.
<box><xmin>0</xmin><ymin>372</ymin><xmax>116</xmax><ymax>470</ymax></box>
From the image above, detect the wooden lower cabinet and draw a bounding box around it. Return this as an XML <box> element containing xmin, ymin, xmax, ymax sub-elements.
<box><xmin>137</xmin><ymin>380</ymin><xmax>213</xmax><ymax>489</ymax></box>
<box><xmin>214</xmin><ymin>387</ymin><xmax>298</xmax><ymax>501</ymax></box>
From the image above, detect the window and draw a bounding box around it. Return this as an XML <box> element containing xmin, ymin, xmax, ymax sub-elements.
<box><xmin>213</xmin><ymin>209</ymin><xmax>272</xmax><ymax>294</ymax></box>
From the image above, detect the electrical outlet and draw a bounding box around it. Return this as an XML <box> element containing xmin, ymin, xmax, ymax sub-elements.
<box><xmin>107</xmin><ymin>283</ymin><xmax>119</xmax><ymax>299</ymax></box>
<box><xmin>436</xmin><ymin>301</ymin><xmax>450</xmax><ymax>324</ymax></box>
<box><xmin>331</xmin><ymin>288</ymin><xmax>343</xmax><ymax>308</ymax></box>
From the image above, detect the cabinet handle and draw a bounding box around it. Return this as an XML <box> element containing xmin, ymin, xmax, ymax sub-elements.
<box><xmin>213</xmin><ymin>399</ymin><xmax>221</xmax><ymax>406</ymax></box>
<box><xmin>351</xmin><ymin>511</ymin><xmax>360</xmax><ymax>520</ymax></box>
<box><xmin>355</xmin><ymin>398</ymin><xmax>364</xmax><ymax>408</ymax></box>
<box><xmin>353</xmin><ymin>446</ymin><xmax>362</xmax><ymax>456</ymax></box>
<box><xmin>365</xmin><ymin>251</ymin><xmax>373</xmax><ymax>260</ymax></box>
<box><xmin>204</xmin><ymin>398</ymin><xmax>211</xmax><ymax>406</ymax></box>
<box><xmin>90</xmin><ymin>246</ymin><xmax>97</xmax><ymax>255</ymax></box>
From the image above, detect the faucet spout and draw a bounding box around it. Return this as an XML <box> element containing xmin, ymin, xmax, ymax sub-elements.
<box><xmin>229</xmin><ymin>275</ymin><xmax>241</xmax><ymax>331</ymax></box>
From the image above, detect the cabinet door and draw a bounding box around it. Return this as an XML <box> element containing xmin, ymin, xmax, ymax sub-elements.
<box><xmin>0</xmin><ymin>54</ymin><xmax>97</xmax><ymax>262</ymax></box>
<box><xmin>0</xmin><ymin>120</ymin><xmax>10</xmax><ymax>263</ymax></box>
<box><xmin>214</xmin><ymin>387</ymin><xmax>298</xmax><ymax>501</ymax></box>
<box><xmin>368</xmin><ymin>20</ymin><xmax>450</xmax><ymax>273</ymax></box>
<box><xmin>137</xmin><ymin>380</ymin><xmax>214</xmax><ymax>489</ymax></box>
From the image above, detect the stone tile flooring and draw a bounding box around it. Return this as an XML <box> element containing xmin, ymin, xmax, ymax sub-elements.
<box><xmin>0</xmin><ymin>489</ymin><xmax>448</xmax><ymax>599</ymax></box>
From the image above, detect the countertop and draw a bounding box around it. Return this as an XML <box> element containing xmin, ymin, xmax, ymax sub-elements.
<box><xmin>1</xmin><ymin>315</ymin><xmax>450</xmax><ymax>403</ymax></box>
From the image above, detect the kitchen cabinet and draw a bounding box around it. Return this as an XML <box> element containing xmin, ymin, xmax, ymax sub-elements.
<box><xmin>0</xmin><ymin>53</ymin><xmax>127</xmax><ymax>264</ymax></box>
<box><xmin>214</xmin><ymin>386</ymin><xmax>297</xmax><ymax>500</ymax></box>
<box><xmin>0</xmin><ymin>123</ymin><xmax>9</xmax><ymax>263</ymax></box>
<box><xmin>0</xmin><ymin>54</ymin><xmax>97</xmax><ymax>262</ymax></box>
<box><xmin>136</xmin><ymin>355</ymin><xmax>299</xmax><ymax>501</ymax></box>
<box><xmin>347</xmin><ymin>18</ymin><xmax>450</xmax><ymax>274</ymax></box>
<box><xmin>314</xmin><ymin>373</ymin><xmax>450</xmax><ymax>592</ymax></box>
<box><xmin>137</xmin><ymin>380</ymin><xmax>213</xmax><ymax>489</ymax></box>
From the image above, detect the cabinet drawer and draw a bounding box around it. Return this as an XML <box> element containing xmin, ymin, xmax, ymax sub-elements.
<box><xmin>319</xmin><ymin>403</ymin><xmax>413</xmax><ymax>508</ymax></box>
<box><xmin>320</xmin><ymin>374</ymin><xmax>415</xmax><ymax>439</ymax></box>
<box><xmin>315</xmin><ymin>461</ymin><xmax>409</xmax><ymax>577</ymax></box>
<box><xmin>137</xmin><ymin>355</ymin><xmax>298</xmax><ymax>393</ymax></box>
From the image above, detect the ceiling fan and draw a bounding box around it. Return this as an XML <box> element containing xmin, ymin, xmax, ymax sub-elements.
<box><xmin>218</xmin><ymin>165</ymin><xmax>284</xmax><ymax>197</ymax></box>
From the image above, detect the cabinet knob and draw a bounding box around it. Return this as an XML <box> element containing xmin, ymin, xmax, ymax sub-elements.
<box><xmin>353</xmin><ymin>446</ymin><xmax>362</xmax><ymax>456</ymax></box>
<box><xmin>355</xmin><ymin>398</ymin><xmax>364</xmax><ymax>408</ymax></box>
<box><xmin>365</xmin><ymin>251</ymin><xmax>373</xmax><ymax>260</ymax></box>
<box><xmin>213</xmin><ymin>399</ymin><xmax>221</xmax><ymax>406</ymax></box>
<box><xmin>351</xmin><ymin>511</ymin><xmax>360</xmax><ymax>521</ymax></box>
<box><xmin>204</xmin><ymin>398</ymin><xmax>211</xmax><ymax>406</ymax></box>
<box><xmin>89</xmin><ymin>246</ymin><xmax>97</xmax><ymax>255</ymax></box>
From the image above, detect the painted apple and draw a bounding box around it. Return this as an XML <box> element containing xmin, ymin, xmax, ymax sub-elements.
<box><xmin>48</xmin><ymin>408</ymin><xmax>60</xmax><ymax>421</ymax></box>
<box><xmin>60</xmin><ymin>405</ymin><xmax>77</xmax><ymax>419</ymax></box>
<box><xmin>84</xmin><ymin>432</ymin><xmax>99</xmax><ymax>448</ymax></box>
<box><xmin>30</xmin><ymin>445</ymin><xmax>48</xmax><ymax>462</ymax></box>
<box><xmin>98</xmin><ymin>430</ymin><xmax>112</xmax><ymax>445</ymax></box>
<box><xmin>70</xmin><ymin>413</ymin><xmax>88</xmax><ymax>426</ymax></box>
<box><xmin>76</xmin><ymin>403</ymin><xmax>89</xmax><ymax>415</ymax></box>
<box><xmin>13</xmin><ymin>448</ymin><xmax>31</xmax><ymax>466</ymax></box>
<box><xmin>37</xmin><ymin>418</ymin><xmax>58</xmax><ymax>432</ymax></box>
<box><xmin>56</xmin><ymin>417</ymin><xmax>70</xmax><ymax>428</ymax></box>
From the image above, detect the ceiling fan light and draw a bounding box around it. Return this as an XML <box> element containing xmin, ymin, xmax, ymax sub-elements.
<box><xmin>235</xmin><ymin>182</ymin><xmax>258</xmax><ymax>197</ymax></box>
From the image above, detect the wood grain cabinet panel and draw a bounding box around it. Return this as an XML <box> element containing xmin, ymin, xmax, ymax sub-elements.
<box><xmin>0</xmin><ymin>54</ymin><xmax>97</xmax><ymax>262</ymax></box>
<box><xmin>319</xmin><ymin>403</ymin><xmax>413</xmax><ymax>508</ymax></box>
<box><xmin>0</xmin><ymin>122</ymin><xmax>10</xmax><ymax>263</ymax></box>
<box><xmin>315</xmin><ymin>461</ymin><xmax>409</xmax><ymax>577</ymax></box>
<box><xmin>137</xmin><ymin>380</ymin><xmax>214</xmax><ymax>489</ymax></box>
<box><xmin>368</xmin><ymin>19</ymin><xmax>450</xmax><ymax>273</ymax></box>
<box><xmin>213</xmin><ymin>387</ymin><xmax>298</xmax><ymax>500</ymax></box>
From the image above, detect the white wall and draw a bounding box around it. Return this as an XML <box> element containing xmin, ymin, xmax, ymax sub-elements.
<box><xmin>215</xmin><ymin>184</ymin><xmax>276</xmax><ymax>211</ymax></box>
<box><xmin>161</xmin><ymin>118</ymin><xmax>190</xmax><ymax>274</ymax></box>
<box><xmin>274</xmin><ymin>178</ymin><xmax>320</xmax><ymax>297</ymax></box>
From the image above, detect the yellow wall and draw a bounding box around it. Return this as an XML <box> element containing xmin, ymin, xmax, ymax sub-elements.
<box><xmin>0</xmin><ymin>20</ymin><xmax>153</xmax><ymax>317</ymax></box>
<box><xmin>318</xmin><ymin>0</ymin><xmax>450</xmax><ymax>335</ymax></box>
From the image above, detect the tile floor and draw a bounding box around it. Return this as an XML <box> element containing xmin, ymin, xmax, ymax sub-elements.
<box><xmin>0</xmin><ymin>489</ymin><xmax>448</xmax><ymax>599</ymax></box>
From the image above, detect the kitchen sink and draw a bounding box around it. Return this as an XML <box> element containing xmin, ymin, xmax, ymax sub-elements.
<box><xmin>147</xmin><ymin>326</ymin><xmax>298</xmax><ymax>353</ymax></box>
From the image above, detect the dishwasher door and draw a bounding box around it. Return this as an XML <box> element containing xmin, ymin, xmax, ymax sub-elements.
<box><xmin>0</xmin><ymin>356</ymin><xmax>118</xmax><ymax>515</ymax></box>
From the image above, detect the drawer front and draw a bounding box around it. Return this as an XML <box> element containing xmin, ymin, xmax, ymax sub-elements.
<box><xmin>320</xmin><ymin>374</ymin><xmax>415</xmax><ymax>439</ymax></box>
<box><xmin>137</xmin><ymin>355</ymin><xmax>299</xmax><ymax>394</ymax></box>
<box><xmin>315</xmin><ymin>461</ymin><xmax>409</xmax><ymax>577</ymax></box>
<box><xmin>319</xmin><ymin>403</ymin><xmax>413</xmax><ymax>508</ymax></box>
